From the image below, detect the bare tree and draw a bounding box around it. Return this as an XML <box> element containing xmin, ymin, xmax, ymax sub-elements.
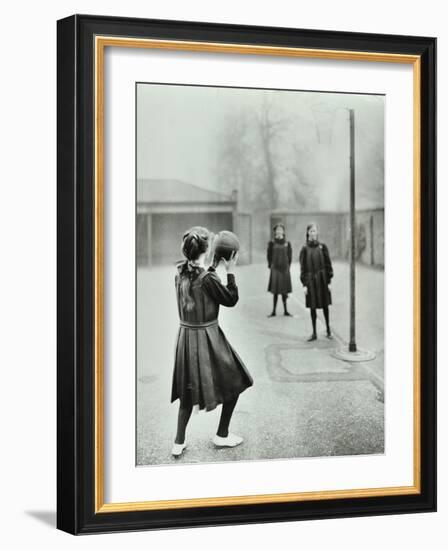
<box><xmin>255</xmin><ymin>95</ymin><xmax>290</xmax><ymax>209</ymax></box>
<box><xmin>215</xmin><ymin>94</ymin><xmax>324</xmax><ymax>213</ymax></box>
<box><xmin>214</xmin><ymin>109</ymin><xmax>254</xmax><ymax>208</ymax></box>
<box><xmin>286</xmin><ymin>142</ymin><xmax>318</xmax><ymax>210</ymax></box>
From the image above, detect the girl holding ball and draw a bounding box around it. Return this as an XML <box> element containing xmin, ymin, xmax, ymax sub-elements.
<box><xmin>171</xmin><ymin>227</ymin><xmax>253</xmax><ymax>457</ymax></box>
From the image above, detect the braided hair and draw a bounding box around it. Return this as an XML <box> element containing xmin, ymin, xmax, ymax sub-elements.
<box><xmin>177</xmin><ymin>226</ymin><xmax>210</xmax><ymax>312</ymax></box>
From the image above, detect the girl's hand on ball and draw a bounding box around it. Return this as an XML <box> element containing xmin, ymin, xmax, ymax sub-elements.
<box><xmin>223</xmin><ymin>251</ymin><xmax>238</xmax><ymax>273</ymax></box>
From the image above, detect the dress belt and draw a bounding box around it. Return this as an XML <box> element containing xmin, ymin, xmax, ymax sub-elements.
<box><xmin>180</xmin><ymin>319</ymin><xmax>218</xmax><ymax>329</ymax></box>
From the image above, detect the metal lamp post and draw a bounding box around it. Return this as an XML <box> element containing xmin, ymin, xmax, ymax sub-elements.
<box><xmin>312</xmin><ymin>104</ymin><xmax>375</xmax><ymax>362</ymax></box>
<box><xmin>335</xmin><ymin>108</ymin><xmax>375</xmax><ymax>362</ymax></box>
<box><xmin>348</xmin><ymin>108</ymin><xmax>357</xmax><ymax>353</ymax></box>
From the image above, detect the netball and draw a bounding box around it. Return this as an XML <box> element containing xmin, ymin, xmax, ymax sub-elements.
<box><xmin>213</xmin><ymin>230</ymin><xmax>240</xmax><ymax>261</ymax></box>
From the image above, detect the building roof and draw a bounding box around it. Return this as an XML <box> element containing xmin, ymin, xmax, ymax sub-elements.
<box><xmin>138</xmin><ymin>179</ymin><xmax>234</xmax><ymax>204</ymax></box>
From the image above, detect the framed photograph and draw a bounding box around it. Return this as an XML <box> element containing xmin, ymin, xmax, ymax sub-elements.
<box><xmin>57</xmin><ymin>14</ymin><xmax>436</xmax><ymax>534</ymax></box>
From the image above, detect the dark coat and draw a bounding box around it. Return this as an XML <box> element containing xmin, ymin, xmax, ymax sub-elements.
<box><xmin>267</xmin><ymin>239</ymin><xmax>292</xmax><ymax>294</ymax></box>
<box><xmin>171</xmin><ymin>266</ymin><xmax>253</xmax><ymax>411</ymax></box>
<box><xmin>299</xmin><ymin>241</ymin><xmax>333</xmax><ymax>309</ymax></box>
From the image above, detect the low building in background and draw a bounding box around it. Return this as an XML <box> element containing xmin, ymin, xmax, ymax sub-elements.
<box><xmin>137</xmin><ymin>179</ymin><xmax>253</xmax><ymax>266</ymax></box>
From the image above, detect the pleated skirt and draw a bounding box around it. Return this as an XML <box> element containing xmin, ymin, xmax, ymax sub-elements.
<box><xmin>171</xmin><ymin>323</ymin><xmax>253</xmax><ymax>411</ymax></box>
<box><xmin>305</xmin><ymin>271</ymin><xmax>332</xmax><ymax>309</ymax></box>
<box><xmin>268</xmin><ymin>268</ymin><xmax>292</xmax><ymax>295</ymax></box>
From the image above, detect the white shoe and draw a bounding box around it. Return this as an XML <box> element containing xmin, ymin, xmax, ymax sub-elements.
<box><xmin>213</xmin><ymin>433</ymin><xmax>244</xmax><ymax>447</ymax></box>
<box><xmin>171</xmin><ymin>442</ymin><xmax>187</xmax><ymax>457</ymax></box>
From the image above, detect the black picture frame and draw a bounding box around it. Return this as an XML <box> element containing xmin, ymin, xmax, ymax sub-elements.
<box><xmin>57</xmin><ymin>14</ymin><xmax>436</xmax><ymax>535</ymax></box>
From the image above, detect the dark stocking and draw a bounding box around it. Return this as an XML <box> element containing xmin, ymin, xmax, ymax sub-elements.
<box><xmin>216</xmin><ymin>397</ymin><xmax>238</xmax><ymax>438</ymax></box>
<box><xmin>282</xmin><ymin>294</ymin><xmax>291</xmax><ymax>315</ymax></box>
<box><xmin>175</xmin><ymin>403</ymin><xmax>193</xmax><ymax>444</ymax></box>
<box><xmin>323</xmin><ymin>306</ymin><xmax>331</xmax><ymax>334</ymax></box>
<box><xmin>310</xmin><ymin>309</ymin><xmax>317</xmax><ymax>335</ymax></box>
<box><xmin>269</xmin><ymin>294</ymin><xmax>278</xmax><ymax>316</ymax></box>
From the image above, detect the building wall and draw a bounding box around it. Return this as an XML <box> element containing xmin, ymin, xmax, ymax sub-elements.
<box><xmin>269</xmin><ymin>209</ymin><xmax>384</xmax><ymax>268</ymax></box>
<box><xmin>137</xmin><ymin>214</ymin><xmax>149</xmax><ymax>266</ymax></box>
<box><xmin>340</xmin><ymin>209</ymin><xmax>385</xmax><ymax>267</ymax></box>
<box><xmin>138</xmin><ymin>211</ymin><xmax>234</xmax><ymax>266</ymax></box>
<box><xmin>271</xmin><ymin>212</ymin><xmax>345</xmax><ymax>261</ymax></box>
<box><xmin>138</xmin><ymin>208</ymin><xmax>385</xmax><ymax>268</ymax></box>
<box><xmin>250</xmin><ymin>209</ymin><xmax>273</xmax><ymax>263</ymax></box>
<box><xmin>234</xmin><ymin>213</ymin><xmax>252</xmax><ymax>265</ymax></box>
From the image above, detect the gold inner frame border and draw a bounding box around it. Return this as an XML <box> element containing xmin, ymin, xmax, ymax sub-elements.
<box><xmin>94</xmin><ymin>35</ymin><xmax>421</xmax><ymax>513</ymax></box>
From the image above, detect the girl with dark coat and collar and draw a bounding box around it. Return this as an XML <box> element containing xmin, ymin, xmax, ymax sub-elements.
<box><xmin>171</xmin><ymin>226</ymin><xmax>253</xmax><ymax>457</ymax></box>
<box><xmin>299</xmin><ymin>222</ymin><xmax>334</xmax><ymax>341</ymax></box>
<box><xmin>267</xmin><ymin>223</ymin><xmax>293</xmax><ymax>317</ymax></box>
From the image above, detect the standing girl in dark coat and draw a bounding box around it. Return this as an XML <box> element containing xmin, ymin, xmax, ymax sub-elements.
<box><xmin>171</xmin><ymin>226</ymin><xmax>253</xmax><ymax>457</ymax></box>
<box><xmin>299</xmin><ymin>223</ymin><xmax>334</xmax><ymax>341</ymax></box>
<box><xmin>267</xmin><ymin>223</ymin><xmax>293</xmax><ymax>317</ymax></box>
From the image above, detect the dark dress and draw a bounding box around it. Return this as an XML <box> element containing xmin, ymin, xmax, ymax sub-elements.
<box><xmin>267</xmin><ymin>238</ymin><xmax>292</xmax><ymax>294</ymax></box>
<box><xmin>171</xmin><ymin>266</ymin><xmax>253</xmax><ymax>412</ymax></box>
<box><xmin>299</xmin><ymin>241</ymin><xmax>333</xmax><ymax>309</ymax></box>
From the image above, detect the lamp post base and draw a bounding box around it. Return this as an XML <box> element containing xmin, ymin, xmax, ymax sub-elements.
<box><xmin>331</xmin><ymin>348</ymin><xmax>376</xmax><ymax>362</ymax></box>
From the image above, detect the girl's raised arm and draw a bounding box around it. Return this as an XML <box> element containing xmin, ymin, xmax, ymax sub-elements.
<box><xmin>203</xmin><ymin>271</ymin><xmax>239</xmax><ymax>307</ymax></box>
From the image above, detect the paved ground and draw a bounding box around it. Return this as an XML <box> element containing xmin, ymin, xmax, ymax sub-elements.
<box><xmin>136</xmin><ymin>261</ymin><xmax>384</xmax><ymax>466</ymax></box>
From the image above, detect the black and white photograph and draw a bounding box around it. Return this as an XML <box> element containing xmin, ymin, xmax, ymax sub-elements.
<box><xmin>136</xmin><ymin>83</ymin><xmax>385</xmax><ymax>466</ymax></box>
<box><xmin>0</xmin><ymin>0</ymin><xmax>442</xmax><ymax>543</ymax></box>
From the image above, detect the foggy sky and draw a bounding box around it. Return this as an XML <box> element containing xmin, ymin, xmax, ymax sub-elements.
<box><xmin>137</xmin><ymin>84</ymin><xmax>384</xmax><ymax>211</ymax></box>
